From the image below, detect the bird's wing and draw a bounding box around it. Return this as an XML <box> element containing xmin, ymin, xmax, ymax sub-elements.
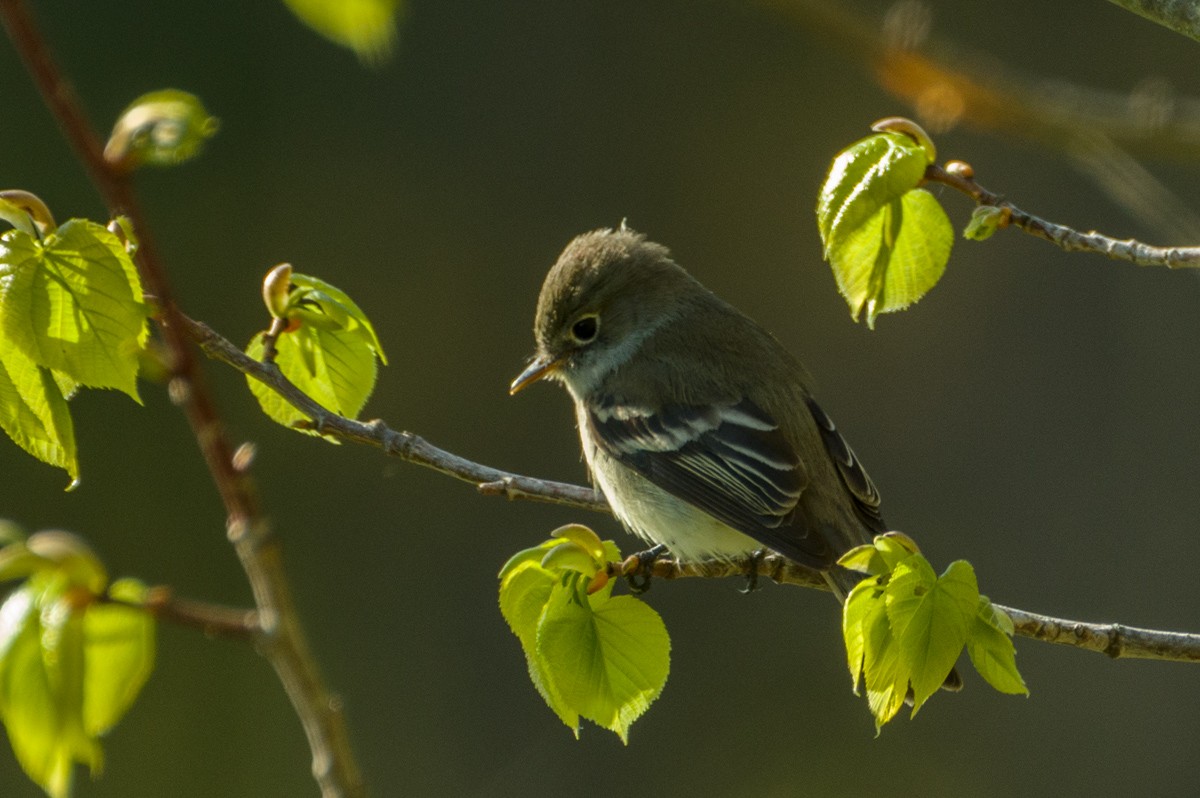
<box><xmin>805</xmin><ymin>397</ymin><xmax>885</xmax><ymax>534</ymax></box>
<box><xmin>587</xmin><ymin>397</ymin><xmax>835</xmax><ymax>567</ymax></box>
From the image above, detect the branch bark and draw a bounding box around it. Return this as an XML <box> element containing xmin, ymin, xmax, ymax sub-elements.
<box><xmin>180</xmin><ymin>312</ymin><xmax>1200</xmax><ymax>665</ymax></box>
<box><xmin>1107</xmin><ymin>0</ymin><xmax>1200</xmax><ymax>44</ymax></box>
<box><xmin>0</xmin><ymin>2</ymin><xmax>363</xmax><ymax>795</ymax></box>
<box><xmin>925</xmin><ymin>162</ymin><xmax>1200</xmax><ymax>268</ymax></box>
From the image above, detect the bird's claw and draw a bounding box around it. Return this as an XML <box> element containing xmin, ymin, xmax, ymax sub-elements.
<box><xmin>739</xmin><ymin>549</ymin><xmax>768</xmax><ymax>594</ymax></box>
<box><xmin>622</xmin><ymin>544</ymin><xmax>668</xmax><ymax>594</ymax></box>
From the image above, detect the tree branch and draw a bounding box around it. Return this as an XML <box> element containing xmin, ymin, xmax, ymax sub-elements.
<box><xmin>619</xmin><ymin>555</ymin><xmax>1200</xmax><ymax>664</ymax></box>
<box><xmin>179</xmin><ymin>310</ymin><xmax>1200</xmax><ymax>666</ymax></box>
<box><xmin>180</xmin><ymin>315</ymin><xmax>607</xmax><ymax>513</ymax></box>
<box><xmin>925</xmin><ymin>162</ymin><xmax>1200</xmax><ymax>268</ymax></box>
<box><xmin>139</xmin><ymin>588</ymin><xmax>260</xmax><ymax>642</ymax></box>
<box><xmin>0</xmin><ymin>2</ymin><xmax>363</xmax><ymax>795</ymax></box>
<box><xmin>1107</xmin><ymin>0</ymin><xmax>1200</xmax><ymax>44</ymax></box>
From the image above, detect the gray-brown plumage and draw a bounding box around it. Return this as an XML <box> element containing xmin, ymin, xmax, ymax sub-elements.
<box><xmin>513</xmin><ymin>227</ymin><xmax>882</xmax><ymax>596</ymax></box>
<box><xmin>513</xmin><ymin>227</ymin><xmax>962</xmax><ymax>692</ymax></box>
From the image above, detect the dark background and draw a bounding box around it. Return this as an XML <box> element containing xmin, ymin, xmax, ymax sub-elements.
<box><xmin>2</xmin><ymin>1</ymin><xmax>1199</xmax><ymax>795</ymax></box>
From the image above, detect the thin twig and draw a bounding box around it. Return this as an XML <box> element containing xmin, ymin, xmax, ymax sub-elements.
<box><xmin>996</xmin><ymin>604</ymin><xmax>1200</xmax><ymax>662</ymax></box>
<box><xmin>618</xmin><ymin>555</ymin><xmax>1200</xmax><ymax>663</ymax></box>
<box><xmin>0</xmin><ymin>3</ymin><xmax>363</xmax><ymax>795</ymax></box>
<box><xmin>179</xmin><ymin>311</ymin><xmax>1200</xmax><ymax>665</ymax></box>
<box><xmin>181</xmin><ymin>315</ymin><xmax>607</xmax><ymax>513</ymax></box>
<box><xmin>1108</xmin><ymin>0</ymin><xmax>1200</xmax><ymax>44</ymax></box>
<box><xmin>925</xmin><ymin>163</ymin><xmax>1200</xmax><ymax>268</ymax></box>
<box><xmin>140</xmin><ymin>588</ymin><xmax>261</xmax><ymax>642</ymax></box>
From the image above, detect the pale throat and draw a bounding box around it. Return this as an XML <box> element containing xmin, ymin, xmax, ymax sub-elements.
<box><xmin>558</xmin><ymin>314</ymin><xmax>669</xmax><ymax>404</ymax></box>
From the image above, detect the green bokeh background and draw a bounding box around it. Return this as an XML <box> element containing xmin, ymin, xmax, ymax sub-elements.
<box><xmin>3</xmin><ymin>1</ymin><xmax>1200</xmax><ymax>795</ymax></box>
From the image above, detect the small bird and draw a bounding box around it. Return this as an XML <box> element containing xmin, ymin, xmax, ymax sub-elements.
<box><xmin>511</xmin><ymin>226</ymin><xmax>884</xmax><ymax>599</ymax></box>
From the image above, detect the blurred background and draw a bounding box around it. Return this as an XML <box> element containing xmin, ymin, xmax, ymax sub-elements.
<box><xmin>3</xmin><ymin>0</ymin><xmax>1200</xmax><ymax>795</ymax></box>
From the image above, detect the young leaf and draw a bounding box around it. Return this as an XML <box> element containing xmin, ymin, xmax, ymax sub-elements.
<box><xmin>817</xmin><ymin>132</ymin><xmax>953</xmax><ymax>327</ymax></box>
<box><xmin>964</xmin><ymin>205</ymin><xmax>1011</xmax><ymax>241</ymax></box>
<box><xmin>246</xmin><ymin>323</ymin><xmax>379</xmax><ymax>436</ymax></box>
<box><xmin>288</xmin><ymin>274</ymin><xmax>388</xmax><ymax>365</ymax></box>
<box><xmin>500</xmin><ymin>532</ymin><xmax>668</xmax><ymax>740</ymax></box>
<box><xmin>860</xmin><ymin>587</ymin><xmax>908</xmax><ymax>732</ymax></box>
<box><xmin>0</xmin><ymin>542</ymin><xmax>155</xmax><ymax>798</ymax></box>
<box><xmin>499</xmin><ymin>563</ymin><xmax>578</xmax><ymax>733</ymax></box>
<box><xmin>104</xmin><ymin>89</ymin><xmax>219</xmax><ymax>169</ymax></box>
<box><xmin>0</xmin><ymin>221</ymin><xmax>148</xmax><ymax>401</ymax></box>
<box><xmin>885</xmin><ymin>558</ymin><xmax>978</xmax><ymax>711</ymax></box>
<box><xmin>0</xmin><ymin>191</ymin><xmax>55</xmax><ymax>237</ymax></box>
<box><xmin>82</xmin><ymin>579</ymin><xmax>156</xmax><ymax>736</ymax></box>
<box><xmin>536</xmin><ymin>591</ymin><xmax>670</xmax><ymax>743</ymax></box>
<box><xmin>842</xmin><ymin>576</ymin><xmax>879</xmax><ymax>690</ymax></box>
<box><xmin>282</xmin><ymin>0</ymin><xmax>402</xmax><ymax>64</ymax></box>
<box><xmin>828</xmin><ymin>188</ymin><xmax>952</xmax><ymax>328</ymax></box>
<box><xmin>0</xmin><ymin>339</ymin><xmax>79</xmax><ymax>486</ymax></box>
<box><xmin>968</xmin><ymin>598</ymin><xmax>1028</xmax><ymax>696</ymax></box>
<box><xmin>246</xmin><ymin>271</ymin><xmax>386</xmax><ymax>436</ymax></box>
<box><xmin>0</xmin><ymin>584</ymin><xmax>101</xmax><ymax>798</ymax></box>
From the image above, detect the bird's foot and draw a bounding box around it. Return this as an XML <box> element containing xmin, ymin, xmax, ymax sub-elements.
<box><xmin>621</xmin><ymin>544</ymin><xmax>669</xmax><ymax>594</ymax></box>
<box><xmin>738</xmin><ymin>549</ymin><xmax>768</xmax><ymax>594</ymax></box>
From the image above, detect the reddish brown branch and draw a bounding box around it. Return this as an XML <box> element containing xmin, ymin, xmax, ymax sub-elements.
<box><xmin>0</xmin><ymin>2</ymin><xmax>363</xmax><ymax>795</ymax></box>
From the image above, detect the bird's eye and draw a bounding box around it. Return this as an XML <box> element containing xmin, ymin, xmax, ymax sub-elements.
<box><xmin>571</xmin><ymin>315</ymin><xmax>599</xmax><ymax>343</ymax></box>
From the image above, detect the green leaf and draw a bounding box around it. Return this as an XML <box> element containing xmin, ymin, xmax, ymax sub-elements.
<box><xmin>0</xmin><ymin>221</ymin><xmax>148</xmax><ymax>401</ymax></box>
<box><xmin>282</xmin><ymin>0</ymin><xmax>402</xmax><ymax>64</ymax></box>
<box><xmin>968</xmin><ymin>598</ymin><xmax>1028</xmax><ymax>696</ymax></box>
<box><xmin>860</xmin><ymin>587</ymin><xmax>908</xmax><ymax>732</ymax></box>
<box><xmin>874</xmin><ymin>532</ymin><xmax>921</xmax><ymax>569</ymax></box>
<box><xmin>830</xmin><ymin>188</ymin><xmax>952</xmax><ymax>328</ymax></box>
<box><xmin>885</xmin><ymin>558</ymin><xmax>979</xmax><ymax>712</ymax></box>
<box><xmin>842</xmin><ymin>576</ymin><xmax>878</xmax><ymax>690</ymax></box>
<box><xmin>499</xmin><ymin>563</ymin><xmax>578</xmax><ymax>732</ymax></box>
<box><xmin>537</xmin><ymin>591</ymin><xmax>669</xmax><ymax>743</ymax></box>
<box><xmin>836</xmin><ymin>544</ymin><xmax>885</xmax><ymax>577</ymax></box>
<box><xmin>839</xmin><ymin>532</ymin><xmax>921</xmax><ymax>576</ymax></box>
<box><xmin>246</xmin><ymin>272</ymin><xmax>386</xmax><ymax>436</ymax></box>
<box><xmin>288</xmin><ymin>274</ymin><xmax>387</xmax><ymax>365</ymax></box>
<box><xmin>82</xmin><ymin>580</ymin><xmax>156</xmax><ymax>736</ymax></box>
<box><xmin>246</xmin><ymin>324</ymin><xmax>378</xmax><ymax>437</ymax></box>
<box><xmin>104</xmin><ymin>90</ymin><xmax>219</xmax><ymax>169</ymax></box>
<box><xmin>0</xmin><ymin>191</ymin><xmax>54</xmax><ymax>238</ymax></box>
<box><xmin>500</xmin><ymin>533</ymin><xmax>665</xmax><ymax>740</ymax></box>
<box><xmin>0</xmin><ymin>338</ymin><xmax>78</xmax><ymax>486</ymax></box>
<box><xmin>818</xmin><ymin>133</ymin><xmax>927</xmax><ymax>250</ymax></box>
<box><xmin>26</xmin><ymin>531</ymin><xmax>107</xmax><ymax>596</ymax></box>
<box><xmin>0</xmin><ymin>584</ymin><xmax>100</xmax><ymax>798</ymax></box>
<box><xmin>817</xmin><ymin>132</ymin><xmax>953</xmax><ymax>328</ymax></box>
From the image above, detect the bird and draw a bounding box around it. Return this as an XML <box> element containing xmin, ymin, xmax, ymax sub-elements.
<box><xmin>509</xmin><ymin>225</ymin><xmax>893</xmax><ymax>599</ymax></box>
<box><xmin>511</xmin><ymin>226</ymin><xmax>962</xmax><ymax>694</ymax></box>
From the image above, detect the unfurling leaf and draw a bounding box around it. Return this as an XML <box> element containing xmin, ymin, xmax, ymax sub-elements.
<box><xmin>246</xmin><ymin>270</ymin><xmax>386</xmax><ymax>438</ymax></box>
<box><xmin>964</xmin><ymin>205</ymin><xmax>1011</xmax><ymax>241</ymax></box>
<box><xmin>0</xmin><ymin>191</ymin><xmax>55</xmax><ymax>237</ymax></box>
<box><xmin>104</xmin><ymin>90</ymin><xmax>219</xmax><ymax>170</ymax></box>
<box><xmin>842</xmin><ymin>535</ymin><xmax>1025</xmax><ymax>730</ymax></box>
<box><xmin>817</xmin><ymin>131</ymin><xmax>953</xmax><ymax>327</ymax></box>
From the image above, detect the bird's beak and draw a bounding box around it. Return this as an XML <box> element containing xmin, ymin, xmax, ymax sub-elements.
<box><xmin>510</xmin><ymin>353</ymin><xmax>562</xmax><ymax>395</ymax></box>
